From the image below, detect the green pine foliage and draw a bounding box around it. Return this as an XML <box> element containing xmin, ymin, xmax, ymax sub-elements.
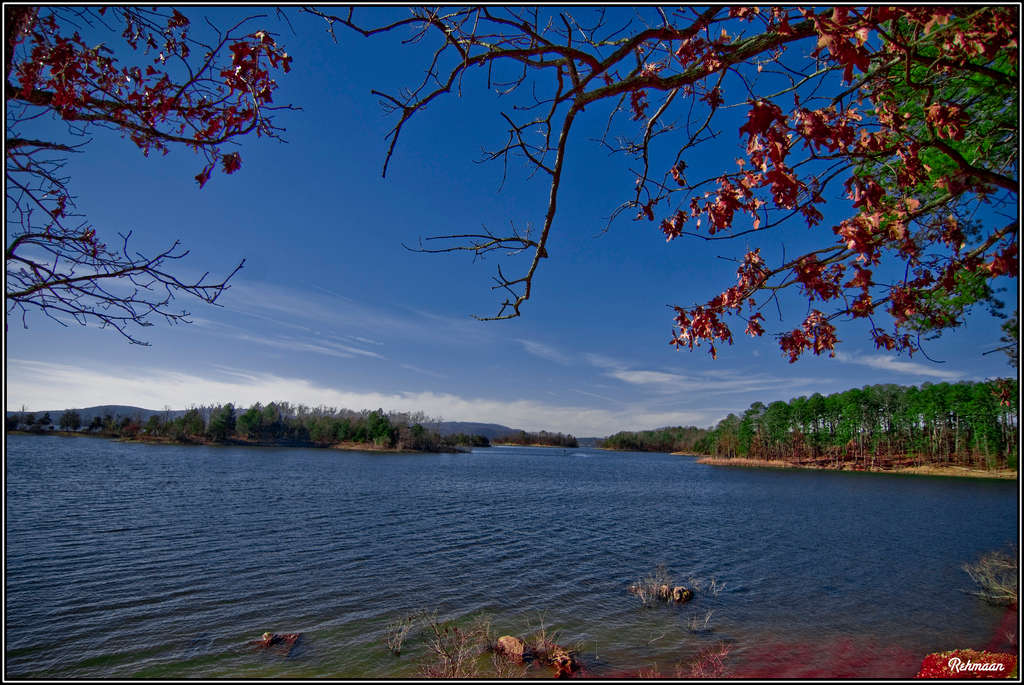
<box><xmin>698</xmin><ymin>379</ymin><xmax>1018</xmax><ymax>469</ymax></box>
<box><xmin>600</xmin><ymin>425</ymin><xmax>708</xmax><ymax>453</ymax></box>
<box><xmin>496</xmin><ymin>430</ymin><xmax>578</xmax><ymax>448</ymax></box>
<box><xmin>113</xmin><ymin>402</ymin><xmax>460</xmax><ymax>452</ymax></box>
<box><xmin>598</xmin><ymin>379</ymin><xmax>1017</xmax><ymax>471</ymax></box>
<box><xmin>446</xmin><ymin>433</ymin><xmax>491</xmax><ymax>448</ymax></box>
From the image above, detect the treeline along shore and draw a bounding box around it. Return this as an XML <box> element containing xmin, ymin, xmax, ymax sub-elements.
<box><xmin>600</xmin><ymin>379</ymin><xmax>1019</xmax><ymax>476</ymax></box>
<box><xmin>6</xmin><ymin>402</ymin><xmax>494</xmax><ymax>453</ymax></box>
<box><xmin>493</xmin><ymin>430</ymin><xmax>578</xmax><ymax>448</ymax></box>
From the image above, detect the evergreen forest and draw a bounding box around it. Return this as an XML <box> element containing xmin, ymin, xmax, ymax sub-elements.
<box><xmin>601</xmin><ymin>380</ymin><xmax>1018</xmax><ymax>470</ymax></box>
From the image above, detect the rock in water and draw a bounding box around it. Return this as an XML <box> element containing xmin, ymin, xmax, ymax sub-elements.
<box><xmin>548</xmin><ymin>646</ymin><xmax>581</xmax><ymax>678</ymax></box>
<box><xmin>495</xmin><ymin>635</ymin><xmax>526</xmax><ymax>663</ymax></box>
<box><xmin>250</xmin><ymin>632</ymin><xmax>302</xmax><ymax>649</ymax></box>
<box><xmin>672</xmin><ymin>586</ymin><xmax>694</xmax><ymax>603</ymax></box>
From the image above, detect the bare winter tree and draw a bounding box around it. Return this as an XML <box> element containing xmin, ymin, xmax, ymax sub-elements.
<box><xmin>309</xmin><ymin>6</ymin><xmax>1017</xmax><ymax>362</ymax></box>
<box><xmin>5</xmin><ymin>6</ymin><xmax>294</xmax><ymax>344</ymax></box>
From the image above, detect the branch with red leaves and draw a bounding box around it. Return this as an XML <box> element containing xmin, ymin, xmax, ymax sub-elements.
<box><xmin>323</xmin><ymin>6</ymin><xmax>1017</xmax><ymax>361</ymax></box>
<box><xmin>5</xmin><ymin>6</ymin><xmax>294</xmax><ymax>343</ymax></box>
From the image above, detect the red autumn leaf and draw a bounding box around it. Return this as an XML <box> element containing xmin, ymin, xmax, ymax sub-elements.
<box><xmin>738</xmin><ymin>100</ymin><xmax>787</xmax><ymax>140</ymax></box>
<box><xmin>985</xmin><ymin>242</ymin><xmax>1018</xmax><ymax>277</ymax></box>
<box><xmin>700</xmin><ymin>85</ymin><xmax>723</xmax><ymax>111</ymax></box>
<box><xmin>744</xmin><ymin>312</ymin><xmax>765</xmax><ymax>337</ymax></box>
<box><xmin>925</xmin><ymin>103</ymin><xmax>968</xmax><ymax>140</ymax></box>
<box><xmin>221</xmin><ymin>152</ymin><xmax>242</xmax><ymax>175</ymax></box>
<box><xmin>630</xmin><ymin>89</ymin><xmax>649</xmax><ymax>121</ymax></box>
<box><xmin>167</xmin><ymin>9</ymin><xmax>189</xmax><ymax>29</ymax></box>
<box><xmin>194</xmin><ymin>161</ymin><xmax>215</xmax><ymax>189</ymax></box>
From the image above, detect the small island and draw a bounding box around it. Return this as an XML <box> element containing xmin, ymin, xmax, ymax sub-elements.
<box><xmin>492</xmin><ymin>430</ymin><xmax>578</xmax><ymax>448</ymax></box>
<box><xmin>6</xmin><ymin>402</ymin><xmax>492</xmax><ymax>454</ymax></box>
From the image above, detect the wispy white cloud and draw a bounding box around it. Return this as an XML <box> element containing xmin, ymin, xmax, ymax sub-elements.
<box><xmin>306</xmin><ymin>282</ymin><xmax>357</xmax><ymax>304</ymax></box>
<box><xmin>403</xmin><ymin>307</ymin><xmax>493</xmax><ymax>342</ymax></box>
<box><xmin>349</xmin><ymin>335</ymin><xmax>383</xmax><ymax>347</ymax></box>
<box><xmin>225</xmin><ymin>279</ymin><xmax>491</xmax><ymax>347</ymax></box>
<box><xmin>599</xmin><ymin>362</ymin><xmax>824</xmax><ymax>397</ymax></box>
<box><xmin>835</xmin><ymin>351</ymin><xmax>964</xmax><ymax>380</ymax></box>
<box><xmin>608</xmin><ymin>369</ymin><xmax>686</xmax><ymax>387</ymax></box>
<box><xmin>5</xmin><ymin>360</ymin><xmax>726</xmax><ymax>435</ymax></box>
<box><xmin>517</xmin><ymin>338</ymin><xmax>572</xmax><ymax>365</ymax></box>
<box><xmin>568</xmin><ymin>388</ymin><xmax>620</xmax><ymax>404</ymax></box>
<box><xmin>194</xmin><ymin>308</ymin><xmax>317</xmax><ymax>336</ymax></box>
<box><xmin>399</xmin><ymin>363</ymin><xmax>448</xmax><ymax>379</ymax></box>
<box><xmin>224</xmin><ymin>281</ymin><xmax>396</xmax><ymax>337</ymax></box>
<box><xmin>584</xmin><ymin>353</ymin><xmax>628</xmax><ymax>371</ymax></box>
<box><xmin>233</xmin><ymin>333</ymin><xmax>386</xmax><ymax>360</ymax></box>
<box><xmin>190</xmin><ymin>315</ymin><xmax>384</xmax><ymax>360</ymax></box>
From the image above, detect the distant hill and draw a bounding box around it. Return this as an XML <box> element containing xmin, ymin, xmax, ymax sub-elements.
<box><xmin>6</xmin><ymin>405</ymin><xmax>186</xmax><ymax>425</ymax></box>
<box><xmin>426</xmin><ymin>421</ymin><xmax>520</xmax><ymax>440</ymax></box>
<box><xmin>6</xmin><ymin>406</ymin><xmax>522</xmax><ymax>438</ymax></box>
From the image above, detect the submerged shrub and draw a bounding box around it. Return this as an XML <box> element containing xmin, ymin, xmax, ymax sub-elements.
<box><xmin>628</xmin><ymin>564</ymin><xmax>696</xmax><ymax>606</ymax></box>
<box><xmin>384</xmin><ymin>609</ymin><xmax>425</xmax><ymax>656</ymax></box>
<box><xmin>417</xmin><ymin>612</ymin><xmax>495</xmax><ymax>678</ymax></box>
<box><xmin>685</xmin><ymin>642</ymin><xmax>732</xmax><ymax>678</ymax></box>
<box><xmin>963</xmin><ymin>547</ymin><xmax>1018</xmax><ymax>606</ymax></box>
<box><xmin>628</xmin><ymin>563</ymin><xmax>675</xmax><ymax>607</ymax></box>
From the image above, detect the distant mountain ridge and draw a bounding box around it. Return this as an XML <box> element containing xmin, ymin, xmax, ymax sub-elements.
<box><xmin>6</xmin><ymin>405</ymin><xmax>186</xmax><ymax>425</ymax></box>
<box><xmin>426</xmin><ymin>421</ymin><xmax>520</xmax><ymax>440</ymax></box>
<box><xmin>6</xmin><ymin>405</ymin><xmax>524</xmax><ymax>438</ymax></box>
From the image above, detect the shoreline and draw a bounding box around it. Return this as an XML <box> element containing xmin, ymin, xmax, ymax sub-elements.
<box><xmin>10</xmin><ymin>431</ymin><xmax>1017</xmax><ymax>477</ymax></box>
<box><xmin>491</xmin><ymin>442</ymin><xmax>576</xmax><ymax>449</ymax></box>
<box><xmin>7</xmin><ymin>429</ymin><xmax>110</xmax><ymax>439</ymax></box>
<box><xmin>690</xmin><ymin>455</ymin><xmax>1018</xmax><ymax>480</ymax></box>
<box><xmin>328</xmin><ymin>440</ymin><xmax>466</xmax><ymax>454</ymax></box>
<box><xmin>7</xmin><ymin>430</ymin><xmax>465</xmax><ymax>454</ymax></box>
<box><xmin>125</xmin><ymin>436</ymin><xmax>467</xmax><ymax>454</ymax></box>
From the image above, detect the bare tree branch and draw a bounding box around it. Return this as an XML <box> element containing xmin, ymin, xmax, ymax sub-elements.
<box><xmin>314</xmin><ymin>6</ymin><xmax>1017</xmax><ymax>362</ymax></box>
<box><xmin>6</xmin><ymin>6</ymin><xmax>293</xmax><ymax>343</ymax></box>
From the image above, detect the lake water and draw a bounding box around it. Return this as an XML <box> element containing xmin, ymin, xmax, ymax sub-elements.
<box><xmin>5</xmin><ymin>433</ymin><xmax>1018</xmax><ymax>678</ymax></box>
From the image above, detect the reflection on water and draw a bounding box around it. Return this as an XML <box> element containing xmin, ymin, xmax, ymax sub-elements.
<box><xmin>5</xmin><ymin>434</ymin><xmax>1016</xmax><ymax>678</ymax></box>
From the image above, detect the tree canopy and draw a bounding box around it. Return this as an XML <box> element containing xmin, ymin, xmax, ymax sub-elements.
<box><xmin>48</xmin><ymin>400</ymin><xmax>474</xmax><ymax>452</ymax></box>
<box><xmin>599</xmin><ymin>377</ymin><xmax>1018</xmax><ymax>472</ymax></box>
<box><xmin>5</xmin><ymin>6</ymin><xmax>293</xmax><ymax>343</ymax></box>
<box><xmin>315</xmin><ymin>6</ymin><xmax>1017</xmax><ymax>361</ymax></box>
<box><xmin>8</xmin><ymin>6</ymin><xmax>1016</xmax><ymax>362</ymax></box>
<box><xmin>695</xmin><ymin>379</ymin><xmax>1018</xmax><ymax>470</ymax></box>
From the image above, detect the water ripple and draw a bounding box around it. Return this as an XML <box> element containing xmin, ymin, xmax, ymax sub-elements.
<box><xmin>5</xmin><ymin>435</ymin><xmax>1016</xmax><ymax>678</ymax></box>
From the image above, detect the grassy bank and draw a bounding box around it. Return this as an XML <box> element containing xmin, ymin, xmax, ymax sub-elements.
<box><xmin>692</xmin><ymin>455</ymin><xmax>1017</xmax><ymax>480</ymax></box>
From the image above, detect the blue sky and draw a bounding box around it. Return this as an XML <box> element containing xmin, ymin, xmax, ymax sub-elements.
<box><xmin>6</xmin><ymin>7</ymin><xmax>1017</xmax><ymax>436</ymax></box>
